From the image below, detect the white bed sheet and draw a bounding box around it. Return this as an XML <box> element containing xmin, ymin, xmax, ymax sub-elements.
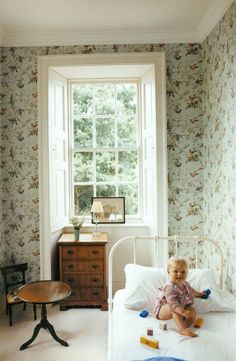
<box><xmin>109</xmin><ymin>289</ymin><xmax>236</xmax><ymax>361</ymax></box>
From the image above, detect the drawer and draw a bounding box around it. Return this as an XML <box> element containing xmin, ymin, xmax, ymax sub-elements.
<box><xmin>67</xmin><ymin>288</ymin><xmax>105</xmax><ymax>301</ymax></box>
<box><xmin>62</xmin><ymin>273</ymin><xmax>104</xmax><ymax>287</ymax></box>
<box><xmin>62</xmin><ymin>260</ymin><xmax>104</xmax><ymax>273</ymax></box>
<box><xmin>61</xmin><ymin>245</ymin><xmax>104</xmax><ymax>260</ymax></box>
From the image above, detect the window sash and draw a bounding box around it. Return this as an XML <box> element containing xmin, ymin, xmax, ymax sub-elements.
<box><xmin>69</xmin><ymin>79</ymin><xmax>142</xmax><ymax>219</ymax></box>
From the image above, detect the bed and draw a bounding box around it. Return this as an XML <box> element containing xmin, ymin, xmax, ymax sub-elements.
<box><xmin>108</xmin><ymin>235</ymin><xmax>236</xmax><ymax>361</ymax></box>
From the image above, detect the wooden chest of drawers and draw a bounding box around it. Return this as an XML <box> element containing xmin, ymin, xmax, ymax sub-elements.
<box><xmin>58</xmin><ymin>232</ymin><xmax>108</xmax><ymax>310</ymax></box>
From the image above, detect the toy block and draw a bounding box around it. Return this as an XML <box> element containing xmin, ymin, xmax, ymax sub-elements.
<box><xmin>194</xmin><ymin>318</ymin><xmax>204</xmax><ymax>328</ymax></box>
<box><xmin>139</xmin><ymin>310</ymin><xmax>149</xmax><ymax>318</ymax></box>
<box><xmin>159</xmin><ymin>322</ymin><xmax>167</xmax><ymax>330</ymax></box>
<box><xmin>147</xmin><ymin>327</ymin><xmax>153</xmax><ymax>336</ymax></box>
<box><xmin>140</xmin><ymin>335</ymin><xmax>159</xmax><ymax>349</ymax></box>
<box><xmin>202</xmin><ymin>289</ymin><xmax>211</xmax><ymax>299</ymax></box>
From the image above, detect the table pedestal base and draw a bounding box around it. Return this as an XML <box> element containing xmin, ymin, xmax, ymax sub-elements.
<box><xmin>20</xmin><ymin>304</ymin><xmax>68</xmax><ymax>350</ymax></box>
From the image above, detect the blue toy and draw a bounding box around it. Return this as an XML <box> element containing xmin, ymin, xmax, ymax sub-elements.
<box><xmin>139</xmin><ymin>309</ymin><xmax>149</xmax><ymax>317</ymax></box>
<box><xmin>202</xmin><ymin>288</ymin><xmax>211</xmax><ymax>299</ymax></box>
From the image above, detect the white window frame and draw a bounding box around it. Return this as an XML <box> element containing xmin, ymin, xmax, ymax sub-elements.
<box><xmin>38</xmin><ymin>52</ymin><xmax>168</xmax><ymax>279</ymax></box>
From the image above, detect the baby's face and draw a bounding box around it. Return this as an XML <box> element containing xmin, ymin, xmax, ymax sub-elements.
<box><xmin>168</xmin><ymin>263</ymin><xmax>188</xmax><ymax>284</ymax></box>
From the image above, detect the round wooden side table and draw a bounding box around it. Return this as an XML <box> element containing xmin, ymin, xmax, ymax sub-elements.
<box><xmin>17</xmin><ymin>280</ymin><xmax>71</xmax><ymax>350</ymax></box>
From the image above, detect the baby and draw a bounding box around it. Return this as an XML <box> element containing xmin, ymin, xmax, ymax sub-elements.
<box><xmin>154</xmin><ymin>256</ymin><xmax>204</xmax><ymax>337</ymax></box>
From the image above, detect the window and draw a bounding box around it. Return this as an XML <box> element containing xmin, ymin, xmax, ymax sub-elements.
<box><xmin>39</xmin><ymin>53</ymin><xmax>168</xmax><ymax>279</ymax></box>
<box><xmin>45</xmin><ymin>54</ymin><xmax>167</xmax><ymax>233</ymax></box>
<box><xmin>70</xmin><ymin>81</ymin><xmax>140</xmax><ymax>218</ymax></box>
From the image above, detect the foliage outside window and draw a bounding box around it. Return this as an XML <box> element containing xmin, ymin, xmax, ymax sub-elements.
<box><xmin>71</xmin><ymin>81</ymin><xmax>140</xmax><ymax>218</ymax></box>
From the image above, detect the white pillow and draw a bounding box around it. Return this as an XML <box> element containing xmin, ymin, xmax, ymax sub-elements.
<box><xmin>123</xmin><ymin>264</ymin><xmax>236</xmax><ymax>314</ymax></box>
<box><xmin>187</xmin><ymin>268</ymin><xmax>218</xmax><ymax>290</ymax></box>
<box><xmin>187</xmin><ymin>268</ymin><xmax>236</xmax><ymax>313</ymax></box>
<box><xmin>194</xmin><ymin>288</ymin><xmax>236</xmax><ymax>314</ymax></box>
<box><xmin>124</xmin><ymin>264</ymin><xmax>167</xmax><ymax>312</ymax></box>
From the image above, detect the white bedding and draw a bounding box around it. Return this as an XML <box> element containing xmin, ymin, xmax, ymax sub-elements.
<box><xmin>109</xmin><ymin>289</ymin><xmax>236</xmax><ymax>361</ymax></box>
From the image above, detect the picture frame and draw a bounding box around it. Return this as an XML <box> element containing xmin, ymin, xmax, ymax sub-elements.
<box><xmin>91</xmin><ymin>197</ymin><xmax>125</xmax><ymax>224</ymax></box>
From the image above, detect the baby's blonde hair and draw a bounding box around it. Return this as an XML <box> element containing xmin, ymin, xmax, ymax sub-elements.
<box><xmin>167</xmin><ymin>256</ymin><xmax>188</xmax><ymax>272</ymax></box>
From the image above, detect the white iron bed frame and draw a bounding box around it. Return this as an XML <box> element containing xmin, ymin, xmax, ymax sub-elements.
<box><xmin>108</xmin><ymin>235</ymin><xmax>224</xmax><ymax>312</ymax></box>
<box><xmin>108</xmin><ymin>235</ymin><xmax>224</xmax><ymax>361</ymax></box>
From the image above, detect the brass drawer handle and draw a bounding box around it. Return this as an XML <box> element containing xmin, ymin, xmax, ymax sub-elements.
<box><xmin>67</xmin><ymin>250</ymin><xmax>74</xmax><ymax>255</ymax></box>
<box><xmin>92</xmin><ymin>292</ymin><xmax>99</xmax><ymax>296</ymax></box>
<box><xmin>92</xmin><ymin>278</ymin><xmax>99</xmax><ymax>282</ymax></box>
<box><xmin>67</xmin><ymin>264</ymin><xmax>74</xmax><ymax>269</ymax></box>
<box><xmin>91</xmin><ymin>264</ymin><xmax>98</xmax><ymax>269</ymax></box>
<box><xmin>91</xmin><ymin>250</ymin><xmax>99</xmax><ymax>255</ymax></box>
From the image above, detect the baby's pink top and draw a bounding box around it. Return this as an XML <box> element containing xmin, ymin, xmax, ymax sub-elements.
<box><xmin>154</xmin><ymin>280</ymin><xmax>196</xmax><ymax>313</ymax></box>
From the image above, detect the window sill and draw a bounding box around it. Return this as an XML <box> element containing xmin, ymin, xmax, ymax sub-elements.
<box><xmin>63</xmin><ymin>220</ymin><xmax>147</xmax><ymax>232</ymax></box>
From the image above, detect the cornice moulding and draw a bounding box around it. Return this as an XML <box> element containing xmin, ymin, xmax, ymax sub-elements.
<box><xmin>198</xmin><ymin>0</ymin><xmax>234</xmax><ymax>42</ymax></box>
<box><xmin>1</xmin><ymin>29</ymin><xmax>202</xmax><ymax>47</ymax></box>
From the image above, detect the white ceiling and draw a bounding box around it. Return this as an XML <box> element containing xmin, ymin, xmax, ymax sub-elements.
<box><xmin>0</xmin><ymin>0</ymin><xmax>233</xmax><ymax>46</ymax></box>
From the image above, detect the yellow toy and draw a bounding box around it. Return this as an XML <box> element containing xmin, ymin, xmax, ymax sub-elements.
<box><xmin>194</xmin><ymin>318</ymin><xmax>204</xmax><ymax>328</ymax></box>
<box><xmin>140</xmin><ymin>335</ymin><xmax>159</xmax><ymax>349</ymax></box>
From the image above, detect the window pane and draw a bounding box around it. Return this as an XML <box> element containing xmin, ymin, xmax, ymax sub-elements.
<box><xmin>118</xmin><ymin>151</ymin><xmax>138</xmax><ymax>181</ymax></box>
<box><xmin>74</xmin><ymin>152</ymin><xmax>93</xmax><ymax>182</ymax></box>
<box><xmin>96</xmin><ymin>152</ymin><xmax>115</xmax><ymax>181</ymax></box>
<box><xmin>74</xmin><ymin>117</ymin><xmax>93</xmax><ymax>148</ymax></box>
<box><xmin>116</xmin><ymin>84</ymin><xmax>137</xmax><ymax>115</ymax></box>
<box><xmin>73</xmin><ymin>84</ymin><xmax>93</xmax><ymax>115</ymax></box>
<box><xmin>117</xmin><ymin>115</ymin><xmax>137</xmax><ymax>147</ymax></box>
<box><xmin>95</xmin><ymin>84</ymin><xmax>115</xmax><ymax>115</ymax></box>
<box><xmin>96</xmin><ymin>185</ymin><xmax>116</xmax><ymax>197</ymax></box>
<box><xmin>74</xmin><ymin>185</ymin><xmax>93</xmax><ymax>215</ymax></box>
<box><xmin>119</xmin><ymin>184</ymin><xmax>138</xmax><ymax>215</ymax></box>
<box><xmin>96</xmin><ymin>117</ymin><xmax>115</xmax><ymax>147</ymax></box>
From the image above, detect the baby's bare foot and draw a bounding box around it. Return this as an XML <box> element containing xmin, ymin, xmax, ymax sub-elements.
<box><xmin>179</xmin><ymin>328</ymin><xmax>198</xmax><ymax>337</ymax></box>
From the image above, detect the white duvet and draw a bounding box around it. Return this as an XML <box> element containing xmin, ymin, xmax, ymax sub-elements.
<box><xmin>109</xmin><ymin>289</ymin><xmax>236</xmax><ymax>361</ymax></box>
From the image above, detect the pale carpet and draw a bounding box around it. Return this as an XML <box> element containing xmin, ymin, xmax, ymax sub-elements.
<box><xmin>0</xmin><ymin>304</ymin><xmax>108</xmax><ymax>361</ymax></box>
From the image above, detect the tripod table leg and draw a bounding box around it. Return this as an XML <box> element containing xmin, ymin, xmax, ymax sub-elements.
<box><xmin>20</xmin><ymin>303</ymin><xmax>69</xmax><ymax>350</ymax></box>
<box><xmin>20</xmin><ymin>323</ymin><xmax>42</xmax><ymax>350</ymax></box>
<box><xmin>47</xmin><ymin>321</ymin><xmax>69</xmax><ymax>347</ymax></box>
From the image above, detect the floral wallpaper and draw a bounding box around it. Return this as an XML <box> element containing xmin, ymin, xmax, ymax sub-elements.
<box><xmin>202</xmin><ymin>0</ymin><xmax>236</xmax><ymax>294</ymax></box>
<box><xmin>0</xmin><ymin>43</ymin><xmax>203</xmax><ymax>298</ymax></box>
<box><xmin>167</xmin><ymin>44</ymin><xmax>203</xmax><ymax>236</ymax></box>
<box><xmin>0</xmin><ymin>56</ymin><xmax>5</xmax><ymax>281</ymax></box>
<box><xmin>0</xmin><ymin>0</ymin><xmax>235</xmax><ymax>302</ymax></box>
